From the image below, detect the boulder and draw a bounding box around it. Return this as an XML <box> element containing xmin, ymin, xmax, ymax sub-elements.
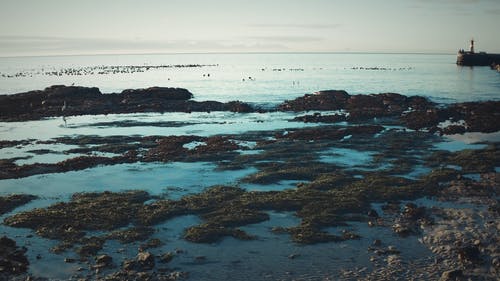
<box><xmin>0</xmin><ymin>236</ymin><xmax>29</xmax><ymax>276</ymax></box>
<box><xmin>120</xmin><ymin>87</ymin><xmax>193</xmax><ymax>100</ymax></box>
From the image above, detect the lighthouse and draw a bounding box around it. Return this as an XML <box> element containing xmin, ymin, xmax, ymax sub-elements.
<box><xmin>457</xmin><ymin>39</ymin><xmax>500</xmax><ymax>66</ymax></box>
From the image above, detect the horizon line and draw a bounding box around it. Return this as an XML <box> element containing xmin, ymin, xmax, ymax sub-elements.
<box><xmin>0</xmin><ymin>50</ymin><xmax>457</xmax><ymax>59</ymax></box>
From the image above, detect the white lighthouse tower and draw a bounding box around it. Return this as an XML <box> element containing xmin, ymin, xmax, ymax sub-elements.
<box><xmin>469</xmin><ymin>39</ymin><xmax>475</xmax><ymax>53</ymax></box>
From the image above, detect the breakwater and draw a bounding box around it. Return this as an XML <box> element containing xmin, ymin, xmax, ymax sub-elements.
<box><xmin>456</xmin><ymin>51</ymin><xmax>500</xmax><ymax>66</ymax></box>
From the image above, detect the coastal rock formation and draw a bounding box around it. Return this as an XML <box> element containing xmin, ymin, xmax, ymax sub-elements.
<box><xmin>119</xmin><ymin>86</ymin><xmax>193</xmax><ymax>100</ymax></box>
<box><xmin>402</xmin><ymin>101</ymin><xmax>500</xmax><ymax>133</ymax></box>
<box><xmin>279</xmin><ymin>90</ymin><xmax>433</xmax><ymax>121</ymax></box>
<box><xmin>283</xmin><ymin>90</ymin><xmax>499</xmax><ymax>134</ymax></box>
<box><xmin>0</xmin><ymin>85</ymin><xmax>254</xmax><ymax>121</ymax></box>
<box><xmin>0</xmin><ymin>236</ymin><xmax>29</xmax><ymax>277</ymax></box>
<box><xmin>0</xmin><ymin>194</ymin><xmax>37</xmax><ymax>215</ymax></box>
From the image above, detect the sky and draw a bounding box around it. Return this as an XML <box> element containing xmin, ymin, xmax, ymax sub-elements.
<box><xmin>0</xmin><ymin>0</ymin><xmax>499</xmax><ymax>56</ymax></box>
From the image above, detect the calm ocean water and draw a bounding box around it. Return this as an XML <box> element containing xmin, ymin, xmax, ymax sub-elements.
<box><xmin>1</xmin><ymin>53</ymin><xmax>499</xmax><ymax>103</ymax></box>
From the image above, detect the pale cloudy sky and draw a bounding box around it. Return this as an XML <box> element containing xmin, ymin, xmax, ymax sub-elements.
<box><xmin>1</xmin><ymin>0</ymin><xmax>499</xmax><ymax>56</ymax></box>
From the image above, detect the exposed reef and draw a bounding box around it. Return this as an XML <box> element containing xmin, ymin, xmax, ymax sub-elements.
<box><xmin>0</xmin><ymin>85</ymin><xmax>254</xmax><ymax>121</ymax></box>
<box><xmin>0</xmin><ymin>135</ymin><xmax>245</xmax><ymax>180</ymax></box>
<box><xmin>2</xmin><ymin>87</ymin><xmax>498</xmax><ymax>136</ymax></box>
<box><xmin>0</xmin><ymin>194</ymin><xmax>37</xmax><ymax>215</ymax></box>
<box><xmin>0</xmin><ymin>86</ymin><xmax>499</xmax><ymax>280</ymax></box>
<box><xmin>279</xmin><ymin>90</ymin><xmax>433</xmax><ymax>120</ymax></box>
<box><xmin>402</xmin><ymin>101</ymin><xmax>500</xmax><ymax>133</ymax></box>
<box><xmin>0</xmin><ymin>236</ymin><xmax>30</xmax><ymax>278</ymax></box>
<box><xmin>281</xmin><ymin>90</ymin><xmax>499</xmax><ymax>134</ymax></box>
<box><xmin>3</xmin><ymin>159</ymin><xmax>458</xmax><ymax>249</ymax></box>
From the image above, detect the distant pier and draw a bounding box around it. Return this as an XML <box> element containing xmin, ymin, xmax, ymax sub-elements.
<box><xmin>456</xmin><ymin>39</ymin><xmax>500</xmax><ymax>66</ymax></box>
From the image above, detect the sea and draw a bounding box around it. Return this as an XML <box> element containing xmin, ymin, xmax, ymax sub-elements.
<box><xmin>1</xmin><ymin>53</ymin><xmax>499</xmax><ymax>103</ymax></box>
<box><xmin>0</xmin><ymin>53</ymin><xmax>499</xmax><ymax>280</ymax></box>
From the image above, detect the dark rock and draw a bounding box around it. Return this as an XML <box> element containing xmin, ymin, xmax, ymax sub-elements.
<box><xmin>402</xmin><ymin>203</ymin><xmax>426</xmax><ymax>220</ymax></box>
<box><xmin>277</xmin><ymin>125</ymin><xmax>384</xmax><ymax>141</ymax></box>
<box><xmin>279</xmin><ymin>90</ymin><xmax>350</xmax><ymax>111</ymax></box>
<box><xmin>226</xmin><ymin>101</ymin><xmax>254</xmax><ymax>113</ymax></box>
<box><xmin>439</xmin><ymin>269</ymin><xmax>464</xmax><ymax>281</ymax></box>
<box><xmin>159</xmin><ymin>252</ymin><xmax>174</xmax><ymax>263</ymax></box>
<box><xmin>107</xmin><ymin>227</ymin><xmax>155</xmax><ymax>244</ymax></box>
<box><xmin>440</xmin><ymin>125</ymin><xmax>466</xmax><ymax>135</ymax></box>
<box><xmin>121</xmin><ymin>252</ymin><xmax>157</xmax><ymax>272</ymax></box>
<box><xmin>4</xmin><ymin>190</ymin><xmax>150</xmax><ymax>253</ymax></box>
<box><xmin>392</xmin><ymin>204</ymin><xmax>432</xmax><ymax>236</ymax></box>
<box><xmin>139</xmin><ymin>238</ymin><xmax>163</xmax><ymax>251</ymax></box>
<box><xmin>367</xmin><ymin>209</ymin><xmax>379</xmax><ymax>218</ymax></box>
<box><xmin>392</xmin><ymin>222</ymin><xmax>414</xmax><ymax>236</ymax></box>
<box><xmin>293</xmin><ymin>113</ymin><xmax>347</xmax><ymax>123</ymax></box>
<box><xmin>100</xmin><ymin>269</ymin><xmax>188</xmax><ymax>280</ymax></box>
<box><xmin>279</xmin><ymin>91</ymin><xmax>434</xmax><ymax>122</ymax></box>
<box><xmin>401</xmin><ymin>109</ymin><xmax>441</xmax><ymax>131</ymax></box>
<box><xmin>0</xmin><ymin>155</ymin><xmax>133</xmax><ymax>180</ymax></box>
<box><xmin>120</xmin><ymin>87</ymin><xmax>193</xmax><ymax>100</ymax></box>
<box><xmin>95</xmin><ymin>254</ymin><xmax>113</xmax><ymax>267</ymax></box>
<box><xmin>457</xmin><ymin>245</ymin><xmax>482</xmax><ymax>264</ymax></box>
<box><xmin>136</xmin><ymin>251</ymin><xmax>155</xmax><ymax>271</ymax></box>
<box><xmin>0</xmin><ymin>236</ymin><xmax>29</xmax><ymax>276</ymax></box>
<box><xmin>426</xmin><ymin>146</ymin><xmax>499</xmax><ymax>174</ymax></box>
<box><xmin>402</xmin><ymin>100</ymin><xmax>500</xmax><ymax>133</ymax></box>
<box><xmin>75</xmin><ymin>237</ymin><xmax>105</xmax><ymax>257</ymax></box>
<box><xmin>0</xmin><ymin>85</ymin><xmax>258</xmax><ymax>122</ymax></box>
<box><xmin>0</xmin><ymin>194</ymin><xmax>37</xmax><ymax>215</ymax></box>
<box><xmin>184</xmin><ymin>224</ymin><xmax>255</xmax><ymax>243</ymax></box>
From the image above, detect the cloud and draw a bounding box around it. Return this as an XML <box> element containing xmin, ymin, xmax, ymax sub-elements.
<box><xmin>248</xmin><ymin>23</ymin><xmax>342</xmax><ymax>29</ymax></box>
<box><xmin>0</xmin><ymin>35</ymin><xmax>290</xmax><ymax>56</ymax></box>
<box><xmin>247</xmin><ymin>35</ymin><xmax>324</xmax><ymax>43</ymax></box>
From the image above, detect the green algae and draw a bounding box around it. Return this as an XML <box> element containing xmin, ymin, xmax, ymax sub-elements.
<box><xmin>107</xmin><ymin>226</ymin><xmax>155</xmax><ymax>244</ymax></box>
<box><xmin>4</xmin><ymin>191</ymin><xmax>150</xmax><ymax>240</ymax></box>
<box><xmin>184</xmin><ymin>224</ymin><xmax>256</xmax><ymax>243</ymax></box>
<box><xmin>3</xmin><ymin>130</ymin><xmax>497</xmax><ymax>254</ymax></box>
<box><xmin>4</xmin><ymin>171</ymin><xmax>441</xmax><ymax>249</ymax></box>
<box><xmin>241</xmin><ymin>162</ymin><xmax>338</xmax><ymax>184</ymax></box>
<box><xmin>426</xmin><ymin>144</ymin><xmax>499</xmax><ymax>173</ymax></box>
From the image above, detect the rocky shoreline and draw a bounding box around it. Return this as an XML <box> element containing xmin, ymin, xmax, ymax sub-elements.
<box><xmin>0</xmin><ymin>85</ymin><xmax>253</xmax><ymax>122</ymax></box>
<box><xmin>1</xmin><ymin>86</ymin><xmax>499</xmax><ymax>135</ymax></box>
<box><xmin>0</xmin><ymin>86</ymin><xmax>498</xmax><ymax>280</ymax></box>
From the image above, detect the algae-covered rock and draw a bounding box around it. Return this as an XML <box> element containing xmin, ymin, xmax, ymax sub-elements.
<box><xmin>75</xmin><ymin>236</ymin><xmax>106</xmax><ymax>257</ymax></box>
<box><xmin>426</xmin><ymin>145</ymin><xmax>499</xmax><ymax>173</ymax></box>
<box><xmin>0</xmin><ymin>236</ymin><xmax>29</xmax><ymax>276</ymax></box>
<box><xmin>184</xmin><ymin>224</ymin><xmax>255</xmax><ymax>243</ymax></box>
<box><xmin>242</xmin><ymin>162</ymin><xmax>336</xmax><ymax>184</ymax></box>
<box><xmin>0</xmin><ymin>194</ymin><xmax>37</xmax><ymax>215</ymax></box>
<box><xmin>4</xmin><ymin>191</ymin><xmax>150</xmax><ymax>240</ymax></box>
<box><xmin>107</xmin><ymin>227</ymin><xmax>155</xmax><ymax>243</ymax></box>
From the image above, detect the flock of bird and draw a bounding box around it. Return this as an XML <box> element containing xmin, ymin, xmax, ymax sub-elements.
<box><xmin>0</xmin><ymin>64</ymin><xmax>217</xmax><ymax>78</ymax></box>
<box><xmin>350</xmin><ymin>66</ymin><xmax>414</xmax><ymax>71</ymax></box>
